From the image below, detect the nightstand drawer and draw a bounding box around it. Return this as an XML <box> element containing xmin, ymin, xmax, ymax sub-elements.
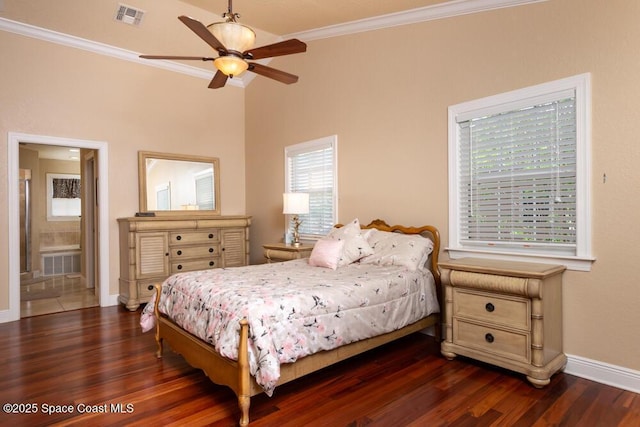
<box><xmin>453</xmin><ymin>288</ymin><xmax>530</xmax><ymax>330</ymax></box>
<box><xmin>453</xmin><ymin>319</ymin><xmax>530</xmax><ymax>364</ymax></box>
<box><xmin>263</xmin><ymin>243</ymin><xmax>313</xmax><ymax>263</ymax></box>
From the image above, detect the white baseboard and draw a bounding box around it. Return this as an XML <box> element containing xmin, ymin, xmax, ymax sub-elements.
<box><xmin>425</xmin><ymin>331</ymin><xmax>640</xmax><ymax>395</ymax></box>
<box><xmin>565</xmin><ymin>354</ymin><xmax>640</xmax><ymax>394</ymax></box>
<box><xmin>0</xmin><ymin>308</ymin><xmax>18</xmax><ymax>324</ymax></box>
<box><xmin>102</xmin><ymin>294</ymin><xmax>120</xmax><ymax>307</ymax></box>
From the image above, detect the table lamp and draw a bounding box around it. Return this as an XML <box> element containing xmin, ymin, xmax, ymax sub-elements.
<box><xmin>283</xmin><ymin>192</ymin><xmax>309</xmax><ymax>247</ymax></box>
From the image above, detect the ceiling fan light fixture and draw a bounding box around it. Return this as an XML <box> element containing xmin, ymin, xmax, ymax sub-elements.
<box><xmin>214</xmin><ymin>55</ymin><xmax>249</xmax><ymax>77</ymax></box>
<box><xmin>207</xmin><ymin>21</ymin><xmax>255</xmax><ymax>53</ymax></box>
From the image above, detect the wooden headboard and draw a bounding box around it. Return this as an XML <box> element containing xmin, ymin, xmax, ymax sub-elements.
<box><xmin>336</xmin><ymin>219</ymin><xmax>441</xmax><ymax>287</ymax></box>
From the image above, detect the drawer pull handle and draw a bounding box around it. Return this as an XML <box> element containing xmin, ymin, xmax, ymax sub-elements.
<box><xmin>485</xmin><ymin>302</ymin><xmax>495</xmax><ymax>312</ymax></box>
<box><xmin>485</xmin><ymin>333</ymin><xmax>494</xmax><ymax>343</ymax></box>
<box><xmin>209</xmin><ymin>248</ymin><xmax>214</xmax><ymax>253</ymax></box>
<box><xmin>209</xmin><ymin>261</ymin><xmax>215</xmax><ymax>266</ymax></box>
<box><xmin>176</xmin><ymin>235</ymin><xmax>182</xmax><ymax>241</ymax></box>
<box><xmin>177</xmin><ymin>264</ymin><xmax>183</xmax><ymax>270</ymax></box>
<box><xmin>209</xmin><ymin>233</ymin><xmax>214</xmax><ymax>239</ymax></box>
<box><xmin>147</xmin><ymin>285</ymin><xmax>154</xmax><ymax>291</ymax></box>
<box><xmin>177</xmin><ymin>250</ymin><xmax>182</xmax><ymax>256</ymax></box>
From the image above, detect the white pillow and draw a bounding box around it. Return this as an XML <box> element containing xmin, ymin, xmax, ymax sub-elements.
<box><xmin>308</xmin><ymin>239</ymin><xmax>345</xmax><ymax>270</ymax></box>
<box><xmin>360</xmin><ymin>229</ymin><xmax>434</xmax><ymax>271</ymax></box>
<box><xmin>326</xmin><ymin>218</ymin><xmax>374</xmax><ymax>266</ymax></box>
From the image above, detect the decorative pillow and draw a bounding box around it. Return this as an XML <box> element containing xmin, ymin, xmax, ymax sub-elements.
<box><xmin>360</xmin><ymin>229</ymin><xmax>434</xmax><ymax>271</ymax></box>
<box><xmin>308</xmin><ymin>239</ymin><xmax>345</xmax><ymax>270</ymax></box>
<box><xmin>325</xmin><ymin>218</ymin><xmax>374</xmax><ymax>266</ymax></box>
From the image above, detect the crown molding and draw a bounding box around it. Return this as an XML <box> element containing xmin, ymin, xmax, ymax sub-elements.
<box><xmin>0</xmin><ymin>17</ymin><xmax>245</xmax><ymax>88</ymax></box>
<box><xmin>285</xmin><ymin>0</ymin><xmax>548</xmax><ymax>41</ymax></box>
<box><xmin>1</xmin><ymin>0</ymin><xmax>546</xmax><ymax>88</ymax></box>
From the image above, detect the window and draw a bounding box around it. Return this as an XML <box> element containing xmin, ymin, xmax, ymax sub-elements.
<box><xmin>285</xmin><ymin>135</ymin><xmax>337</xmax><ymax>238</ymax></box>
<box><xmin>195</xmin><ymin>169</ymin><xmax>214</xmax><ymax>210</ymax></box>
<box><xmin>448</xmin><ymin>74</ymin><xmax>593</xmax><ymax>271</ymax></box>
<box><xmin>47</xmin><ymin>173</ymin><xmax>81</xmax><ymax>221</ymax></box>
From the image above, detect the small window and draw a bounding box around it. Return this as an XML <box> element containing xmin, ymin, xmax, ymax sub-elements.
<box><xmin>47</xmin><ymin>173</ymin><xmax>81</xmax><ymax>221</ymax></box>
<box><xmin>448</xmin><ymin>74</ymin><xmax>593</xmax><ymax>271</ymax></box>
<box><xmin>195</xmin><ymin>169</ymin><xmax>214</xmax><ymax>210</ymax></box>
<box><xmin>285</xmin><ymin>135</ymin><xmax>338</xmax><ymax>238</ymax></box>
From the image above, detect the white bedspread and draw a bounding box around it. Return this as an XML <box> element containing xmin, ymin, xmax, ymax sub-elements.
<box><xmin>141</xmin><ymin>259</ymin><xmax>439</xmax><ymax>395</ymax></box>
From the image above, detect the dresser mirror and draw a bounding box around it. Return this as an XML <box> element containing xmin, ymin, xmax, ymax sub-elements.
<box><xmin>138</xmin><ymin>151</ymin><xmax>220</xmax><ymax>215</ymax></box>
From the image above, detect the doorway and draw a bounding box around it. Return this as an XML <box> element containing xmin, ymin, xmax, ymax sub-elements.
<box><xmin>6</xmin><ymin>132</ymin><xmax>110</xmax><ymax>323</ymax></box>
<box><xmin>18</xmin><ymin>144</ymin><xmax>98</xmax><ymax>317</ymax></box>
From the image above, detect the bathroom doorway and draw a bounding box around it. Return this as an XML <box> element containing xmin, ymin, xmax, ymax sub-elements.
<box><xmin>18</xmin><ymin>143</ymin><xmax>99</xmax><ymax>317</ymax></box>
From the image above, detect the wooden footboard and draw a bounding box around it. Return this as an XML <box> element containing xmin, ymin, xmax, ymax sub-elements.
<box><xmin>155</xmin><ymin>287</ymin><xmax>440</xmax><ymax>426</ymax></box>
<box><xmin>153</xmin><ymin>219</ymin><xmax>442</xmax><ymax>425</ymax></box>
<box><xmin>154</xmin><ymin>298</ymin><xmax>259</xmax><ymax>426</ymax></box>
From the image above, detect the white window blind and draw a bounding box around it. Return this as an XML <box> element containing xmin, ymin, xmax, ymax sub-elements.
<box><xmin>195</xmin><ymin>172</ymin><xmax>214</xmax><ymax>210</ymax></box>
<box><xmin>285</xmin><ymin>136</ymin><xmax>337</xmax><ymax>237</ymax></box>
<box><xmin>448</xmin><ymin>73</ymin><xmax>593</xmax><ymax>270</ymax></box>
<box><xmin>458</xmin><ymin>94</ymin><xmax>577</xmax><ymax>250</ymax></box>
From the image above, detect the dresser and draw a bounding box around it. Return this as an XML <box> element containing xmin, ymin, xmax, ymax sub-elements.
<box><xmin>439</xmin><ymin>258</ymin><xmax>566</xmax><ymax>387</ymax></box>
<box><xmin>263</xmin><ymin>242</ymin><xmax>313</xmax><ymax>263</ymax></box>
<box><xmin>118</xmin><ymin>215</ymin><xmax>251</xmax><ymax>311</ymax></box>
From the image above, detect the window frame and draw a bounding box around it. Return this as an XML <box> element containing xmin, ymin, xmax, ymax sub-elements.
<box><xmin>284</xmin><ymin>135</ymin><xmax>338</xmax><ymax>240</ymax></box>
<box><xmin>447</xmin><ymin>73</ymin><xmax>594</xmax><ymax>271</ymax></box>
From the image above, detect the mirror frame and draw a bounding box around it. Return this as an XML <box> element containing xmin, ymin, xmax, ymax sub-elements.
<box><xmin>138</xmin><ymin>151</ymin><xmax>220</xmax><ymax>216</ymax></box>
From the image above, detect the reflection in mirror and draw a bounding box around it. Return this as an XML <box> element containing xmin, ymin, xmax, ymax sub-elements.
<box><xmin>138</xmin><ymin>151</ymin><xmax>220</xmax><ymax>215</ymax></box>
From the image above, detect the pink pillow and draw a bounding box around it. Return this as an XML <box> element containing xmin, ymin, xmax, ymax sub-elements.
<box><xmin>308</xmin><ymin>239</ymin><xmax>345</xmax><ymax>270</ymax></box>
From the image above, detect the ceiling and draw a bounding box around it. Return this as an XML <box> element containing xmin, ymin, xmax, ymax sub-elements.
<box><xmin>5</xmin><ymin>0</ymin><xmax>457</xmax><ymax>158</ymax></box>
<box><xmin>20</xmin><ymin>144</ymin><xmax>81</xmax><ymax>161</ymax></box>
<box><xmin>179</xmin><ymin>0</ymin><xmax>452</xmax><ymax>36</ymax></box>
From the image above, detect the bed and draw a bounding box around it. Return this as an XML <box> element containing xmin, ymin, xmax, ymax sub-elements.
<box><xmin>142</xmin><ymin>219</ymin><xmax>442</xmax><ymax>426</ymax></box>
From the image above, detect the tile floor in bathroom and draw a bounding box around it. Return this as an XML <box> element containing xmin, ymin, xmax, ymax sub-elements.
<box><xmin>20</xmin><ymin>274</ymin><xmax>99</xmax><ymax>318</ymax></box>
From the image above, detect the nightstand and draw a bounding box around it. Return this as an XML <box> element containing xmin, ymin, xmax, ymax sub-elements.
<box><xmin>439</xmin><ymin>258</ymin><xmax>566</xmax><ymax>388</ymax></box>
<box><xmin>263</xmin><ymin>243</ymin><xmax>313</xmax><ymax>263</ymax></box>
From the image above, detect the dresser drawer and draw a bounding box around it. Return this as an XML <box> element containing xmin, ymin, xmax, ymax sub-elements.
<box><xmin>171</xmin><ymin>258</ymin><xmax>219</xmax><ymax>273</ymax></box>
<box><xmin>170</xmin><ymin>230</ymin><xmax>219</xmax><ymax>245</ymax></box>
<box><xmin>453</xmin><ymin>319</ymin><xmax>530</xmax><ymax>364</ymax></box>
<box><xmin>137</xmin><ymin>281</ymin><xmax>158</xmax><ymax>299</ymax></box>
<box><xmin>453</xmin><ymin>288</ymin><xmax>530</xmax><ymax>330</ymax></box>
<box><xmin>170</xmin><ymin>245</ymin><xmax>219</xmax><ymax>259</ymax></box>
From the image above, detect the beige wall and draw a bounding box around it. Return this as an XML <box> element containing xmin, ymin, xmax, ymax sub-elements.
<box><xmin>1</xmin><ymin>0</ymin><xmax>639</xmax><ymax>377</ymax></box>
<box><xmin>246</xmin><ymin>0</ymin><xmax>640</xmax><ymax>372</ymax></box>
<box><xmin>0</xmin><ymin>29</ymin><xmax>247</xmax><ymax>309</ymax></box>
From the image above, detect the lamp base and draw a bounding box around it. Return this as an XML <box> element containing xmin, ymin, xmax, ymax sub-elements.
<box><xmin>290</xmin><ymin>215</ymin><xmax>303</xmax><ymax>248</ymax></box>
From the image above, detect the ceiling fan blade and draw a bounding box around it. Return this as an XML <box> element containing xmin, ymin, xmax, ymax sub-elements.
<box><xmin>178</xmin><ymin>15</ymin><xmax>226</xmax><ymax>53</ymax></box>
<box><xmin>244</xmin><ymin>39</ymin><xmax>307</xmax><ymax>60</ymax></box>
<box><xmin>140</xmin><ymin>55</ymin><xmax>214</xmax><ymax>61</ymax></box>
<box><xmin>208</xmin><ymin>70</ymin><xmax>228</xmax><ymax>89</ymax></box>
<box><xmin>248</xmin><ymin>63</ymin><xmax>299</xmax><ymax>85</ymax></box>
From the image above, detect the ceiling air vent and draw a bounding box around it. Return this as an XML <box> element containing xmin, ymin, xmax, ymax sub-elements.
<box><xmin>114</xmin><ymin>4</ymin><xmax>145</xmax><ymax>26</ymax></box>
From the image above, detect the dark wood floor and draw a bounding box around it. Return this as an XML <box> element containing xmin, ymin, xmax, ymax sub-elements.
<box><xmin>0</xmin><ymin>306</ymin><xmax>638</xmax><ymax>427</ymax></box>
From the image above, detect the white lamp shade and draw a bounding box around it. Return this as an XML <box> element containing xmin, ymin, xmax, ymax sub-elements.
<box><xmin>283</xmin><ymin>193</ymin><xmax>309</xmax><ymax>215</ymax></box>
<box><xmin>208</xmin><ymin>22</ymin><xmax>256</xmax><ymax>53</ymax></box>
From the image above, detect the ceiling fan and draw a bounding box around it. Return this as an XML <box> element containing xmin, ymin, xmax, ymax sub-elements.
<box><xmin>140</xmin><ymin>0</ymin><xmax>307</xmax><ymax>89</ymax></box>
